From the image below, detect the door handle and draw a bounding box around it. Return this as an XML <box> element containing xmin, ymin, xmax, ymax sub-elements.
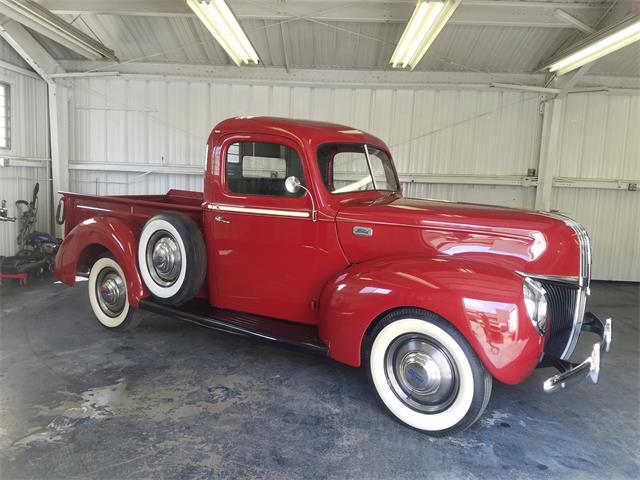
<box><xmin>214</xmin><ymin>215</ymin><xmax>230</xmax><ymax>224</ymax></box>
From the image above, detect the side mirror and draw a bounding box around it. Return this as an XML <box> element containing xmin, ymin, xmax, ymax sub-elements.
<box><xmin>285</xmin><ymin>176</ymin><xmax>302</xmax><ymax>194</ymax></box>
<box><xmin>284</xmin><ymin>176</ymin><xmax>317</xmax><ymax>222</ymax></box>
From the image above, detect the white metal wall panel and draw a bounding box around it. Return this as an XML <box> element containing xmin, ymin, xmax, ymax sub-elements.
<box><xmin>403</xmin><ymin>183</ymin><xmax>536</xmax><ymax>209</ymax></box>
<box><xmin>554</xmin><ymin>189</ymin><xmax>639</xmax><ymax>282</ymax></box>
<box><xmin>552</xmin><ymin>92</ymin><xmax>640</xmax><ymax>282</ymax></box>
<box><xmin>69</xmin><ymin>170</ymin><xmax>203</xmax><ymax>196</ymax></box>
<box><xmin>0</xmin><ymin>65</ymin><xmax>50</xmax><ymax>256</ymax></box>
<box><xmin>390</xmin><ymin>90</ymin><xmax>541</xmax><ymax>177</ymax></box>
<box><xmin>67</xmin><ymin>78</ymin><xmax>540</xmax><ymax>194</ymax></box>
<box><xmin>557</xmin><ymin>93</ymin><xmax>640</xmax><ymax>179</ymax></box>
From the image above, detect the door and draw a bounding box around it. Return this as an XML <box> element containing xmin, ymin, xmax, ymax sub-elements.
<box><xmin>206</xmin><ymin>134</ymin><xmax>319</xmax><ymax>324</ymax></box>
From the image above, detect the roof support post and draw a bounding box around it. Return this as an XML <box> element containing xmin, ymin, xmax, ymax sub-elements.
<box><xmin>535</xmin><ymin>97</ymin><xmax>566</xmax><ymax>212</ymax></box>
<box><xmin>47</xmin><ymin>81</ymin><xmax>69</xmax><ymax>236</ymax></box>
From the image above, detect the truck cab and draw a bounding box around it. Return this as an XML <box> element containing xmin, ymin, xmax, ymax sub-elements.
<box><xmin>54</xmin><ymin>116</ymin><xmax>612</xmax><ymax>436</ymax></box>
<box><xmin>202</xmin><ymin>118</ymin><xmax>399</xmax><ymax>324</ymax></box>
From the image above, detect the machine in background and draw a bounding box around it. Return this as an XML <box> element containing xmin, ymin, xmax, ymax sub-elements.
<box><xmin>0</xmin><ymin>183</ymin><xmax>60</xmax><ymax>284</ymax></box>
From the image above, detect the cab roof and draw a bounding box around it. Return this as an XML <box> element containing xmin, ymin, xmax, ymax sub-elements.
<box><xmin>213</xmin><ymin>116</ymin><xmax>389</xmax><ymax>151</ymax></box>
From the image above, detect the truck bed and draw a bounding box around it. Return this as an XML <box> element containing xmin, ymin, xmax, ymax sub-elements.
<box><xmin>61</xmin><ymin>189</ymin><xmax>204</xmax><ymax>235</ymax></box>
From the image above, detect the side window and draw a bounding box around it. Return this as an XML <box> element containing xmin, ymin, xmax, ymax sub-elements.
<box><xmin>226</xmin><ymin>141</ymin><xmax>305</xmax><ymax>197</ymax></box>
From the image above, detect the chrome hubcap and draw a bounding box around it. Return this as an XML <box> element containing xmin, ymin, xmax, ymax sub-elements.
<box><xmin>96</xmin><ymin>268</ymin><xmax>126</xmax><ymax>317</ymax></box>
<box><xmin>146</xmin><ymin>231</ymin><xmax>182</xmax><ymax>286</ymax></box>
<box><xmin>385</xmin><ymin>334</ymin><xmax>459</xmax><ymax>413</ymax></box>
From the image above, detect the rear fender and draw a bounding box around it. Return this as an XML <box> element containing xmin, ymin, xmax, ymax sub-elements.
<box><xmin>54</xmin><ymin>216</ymin><xmax>146</xmax><ymax>307</ymax></box>
<box><xmin>318</xmin><ymin>255</ymin><xmax>545</xmax><ymax>384</ymax></box>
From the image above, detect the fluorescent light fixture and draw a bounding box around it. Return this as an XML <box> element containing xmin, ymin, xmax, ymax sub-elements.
<box><xmin>390</xmin><ymin>0</ymin><xmax>460</xmax><ymax>70</ymax></box>
<box><xmin>545</xmin><ymin>15</ymin><xmax>640</xmax><ymax>75</ymax></box>
<box><xmin>0</xmin><ymin>0</ymin><xmax>118</xmax><ymax>61</ymax></box>
<box><xmin>187</xmin><ymin>0</ymin><xmax>259</xmax><ymax>66</ymax></box>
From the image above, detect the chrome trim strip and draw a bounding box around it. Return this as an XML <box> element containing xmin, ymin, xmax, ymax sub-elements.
<box><xmin>562</xmin><ymin>287</ymin><xmax>588</xmax><ymax>359</ymax></box>
<box><xmin>545</xmin><ymin>212</ymin><xmax>591</xmax><ymax>287</ymax></box>
<box><xmin>517</xmin><ymin>272</ymin><xmax>581</xmax><ymax>287</ymax></box>
<box><xmin>207</xmin><ymin>204</ymin><xmax>310</xmax><ymax>218</ymax></box>
<box><xmin>363</xmin><ymin>144</ymin><xmax>377</xmax><ymax>190</ymax></box>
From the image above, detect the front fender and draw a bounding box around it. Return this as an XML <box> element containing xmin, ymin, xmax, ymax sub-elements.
<box><xmin>54</xmin><ymin>216</ymin><xmax>147</xmax><ymax>307</ymax></box>
<box><xmin>318</xmin><ymin>255</ymin><xmax>545</xmax><ymax>384</ymax></box>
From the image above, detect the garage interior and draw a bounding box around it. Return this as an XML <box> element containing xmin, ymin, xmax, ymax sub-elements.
<box><xmin>0</xmin><ymin>0</ymin><xmax>639</xmax><ymax>478</ymax></box>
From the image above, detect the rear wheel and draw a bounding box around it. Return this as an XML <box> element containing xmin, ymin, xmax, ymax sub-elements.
<box><xmin>364</xmin><ymin>308</ymin><xmax>492</xmax><ymax>436</ymax></box>
<box><xmin>88</xmin><ymin>256</ymin><xmax>140</xmax><ymax>331</ymax></box>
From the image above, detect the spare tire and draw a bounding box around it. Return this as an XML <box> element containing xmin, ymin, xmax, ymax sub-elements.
<box><xmin>138</xmin><ymin>211</ymin><xmax>206</xmax><ymax>306</ymax></box>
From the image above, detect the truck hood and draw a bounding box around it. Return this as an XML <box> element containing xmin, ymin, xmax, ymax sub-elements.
<box><xmin>335</xmin><ymin>195</ymin><xmax>581</xmax><ymax>277</ymax></box>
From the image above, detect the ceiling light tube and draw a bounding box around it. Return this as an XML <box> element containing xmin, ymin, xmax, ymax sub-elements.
<box><xmin>187</xmin><ymin>0</ymin><xmax>259</xmax><ymax>66</ymax></box>
<box><xmin>390</xmin><ymin>0</ymin><xmax>460</xmax><ymax>70</ymax></box>
<box><xmin>545</xmin><ymin>16</ymin><xmax>640</xmax><ymax>76</ymax></box>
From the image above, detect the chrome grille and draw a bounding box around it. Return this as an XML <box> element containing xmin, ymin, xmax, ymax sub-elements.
<box><xmin>541</xmin><ymin>282</ymin><xmax>579</xmax><ymax>359</ymax></box>
<box><xmin>534</xmin><ymin>212</ymin><xmax>592</xmax><ymax>359</ymax></box>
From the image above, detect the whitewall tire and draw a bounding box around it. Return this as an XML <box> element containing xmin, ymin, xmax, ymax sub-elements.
<box><xmin>88</xmin><ymin>256</ymin><xmax>140</xmax><ymax>330</ymax></box>
<box><xmin>364</xmin><ymin>308</ymin><xmax>492</xmax><ymax>436</ymax></box>
<box><xmin>137</xmin><ymin>212</ymin><xmax>206</xmax><ymax>306</ymax></box>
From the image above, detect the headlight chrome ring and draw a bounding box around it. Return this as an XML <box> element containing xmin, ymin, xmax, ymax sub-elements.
<box><xmin>523</xmin><ymin>277</ymin><xmax>548</xmax><ymax>335</ymax></box>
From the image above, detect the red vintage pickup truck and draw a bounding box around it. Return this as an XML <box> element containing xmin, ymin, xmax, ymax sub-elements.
<box><xmin>54</xmin><ymin>116</ymin><xmax>612</xmax><ymax>435</ymax></box>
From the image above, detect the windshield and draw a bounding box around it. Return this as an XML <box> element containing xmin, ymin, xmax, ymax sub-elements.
<box><xmin>317</xmin><ymin>143</ymin><xmax>399</xmax><ymax>194</ymax></box>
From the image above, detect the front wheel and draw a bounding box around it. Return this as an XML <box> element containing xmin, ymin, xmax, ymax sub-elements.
<box><xmin>88</xmin><ymin>256</ymin><xmax>141</xmax><ymax>331</ymax></box>
<box><xmin>364</xmin><ymin>308</ymin><xmax>492</xmax><ymax>436</ymax></box>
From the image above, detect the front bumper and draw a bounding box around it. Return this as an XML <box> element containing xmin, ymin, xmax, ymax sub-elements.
<box><xmin>543</xmin><ymin>312</ymin><xmax>612</xmax><ymax>393</ymax></box>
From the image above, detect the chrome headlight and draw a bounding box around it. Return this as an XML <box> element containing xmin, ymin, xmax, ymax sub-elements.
<box><xmin>523</xmin><ymin>277</ymin><xmax>548</xmax><ymax>335</ymax></box>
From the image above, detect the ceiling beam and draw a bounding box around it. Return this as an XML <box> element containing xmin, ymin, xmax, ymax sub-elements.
<box><xmin>0</xmin><ymin>17</ymin><xmax>65</xmax><ymax>81</ymax></box>
<box><xmin>55</xmin><ymin>59</ymin><xmax>640</xmax><ymax>90</ymax></box>
<box><xmin>39</xmin><ymin>0</ymin><xmax>608</xmax><ymax>28</ymax></box>
<box><xmin>41</xmin><ymin>0</ymin><xmax>193</xmax><ymax>17</ymax></box>
<box><xmin>553</xmin><ymin>8</ymin><xmax>596</xmax><ymax>34</ymax></box>
<box><xmin>279</xmin><ymin>22</ymin><xmax>290</xmax><ymax>74</ymax></box>
<box><xmin>0</xmin><ymin>0</ymin><xmax>117</xmax><ymax>61</ymax></box>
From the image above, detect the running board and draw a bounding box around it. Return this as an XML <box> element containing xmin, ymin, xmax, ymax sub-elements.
<box><xmin>139</xmin><ymin>299</ymin><xmax>328</xmax><ymax>356</ymax></box>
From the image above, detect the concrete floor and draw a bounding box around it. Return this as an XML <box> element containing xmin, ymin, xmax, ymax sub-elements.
<box><xmin>0</xmin><ymin>277</ymin><xmax>638</xmax><ymax>480</ymax></box>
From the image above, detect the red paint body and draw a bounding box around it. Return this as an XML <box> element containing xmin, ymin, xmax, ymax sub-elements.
<box><xmin>54</xmin><ymin>117</ymin><xmax>582</xmax><ymax>385</ymax></box>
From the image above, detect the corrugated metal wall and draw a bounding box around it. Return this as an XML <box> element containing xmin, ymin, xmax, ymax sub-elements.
<box><xmin>552</xmin><ymin>93</ymin><xmax>640</xmax><ymax>281</ymax></box>
<box><xmin>0</xmin><ymin>63</ymin><xmax>50</xmax><ymax>257</ymax></box>
<box><xmin>67</xmin><ymin>78</ymin><xmax>540</xmax><ymax>199</ymax></box>
<box><xmin>64</xmin><ymin>77</ymin><xmax>638</xmax><ymax>281</ymax></box>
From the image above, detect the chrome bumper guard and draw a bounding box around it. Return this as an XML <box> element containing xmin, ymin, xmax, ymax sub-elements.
<box><xmin>543</xmin><ymin>312</ymin><xmax>612</xmax><ymax>393</ymax></box>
